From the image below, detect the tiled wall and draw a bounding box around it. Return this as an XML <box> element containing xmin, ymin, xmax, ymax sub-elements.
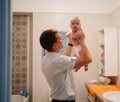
<box><xmin>12</xmin><ymin>14</ymin><xmax>32</xmax><ymax>101</ymax></box>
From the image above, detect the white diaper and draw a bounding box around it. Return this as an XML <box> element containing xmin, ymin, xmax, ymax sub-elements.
<box><xmin>72</xmin><ymin>45</ymin><xmax>81</xmax><ymax>57</ymax></box>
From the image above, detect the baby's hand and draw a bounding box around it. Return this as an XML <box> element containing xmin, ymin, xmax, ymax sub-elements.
<box><xmin>84</xmin><ymin>65</ymin><xmax>88</xmax><ymax>71</ymax></box>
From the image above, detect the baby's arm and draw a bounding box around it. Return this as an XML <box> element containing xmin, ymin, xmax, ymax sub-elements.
<box><xmin>66</xmin><ymin>32</ymin><xmax>73</xmax><ymax>44</ymax></box>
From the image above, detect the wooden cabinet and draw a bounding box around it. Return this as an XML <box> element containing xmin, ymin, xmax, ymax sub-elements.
<box><xmin>99</xmin><ymin>27</ymin><xmax>118</xmax><ymax>76</ymax></box>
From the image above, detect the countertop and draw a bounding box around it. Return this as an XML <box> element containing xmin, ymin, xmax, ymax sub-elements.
<box><xmin>85</xmin><ymin>82</ymin><xmax>117</xmax><ymax>102</ymax></box>
<box><xmin>85</xmin><ymin>82</ymin><xmax>109</xmax><ymax>102</ymax></box>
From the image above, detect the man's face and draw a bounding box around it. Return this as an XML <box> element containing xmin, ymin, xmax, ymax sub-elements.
<box><xmin>55</xmin><ymin>33</ymin><xmax>63</xmax><ymax>51</ymax></box>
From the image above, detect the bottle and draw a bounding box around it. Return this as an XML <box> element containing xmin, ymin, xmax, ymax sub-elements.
<box><xmin>22</xmin><ymin>90</ymin><xmax>28</xmax><ymax>97</ymax></box>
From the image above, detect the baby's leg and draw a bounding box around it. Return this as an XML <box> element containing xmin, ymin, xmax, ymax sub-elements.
<box><xmin>84</xmin><ymin>65</ymin><xmax>88</xmax><ymax>71</ymax></box>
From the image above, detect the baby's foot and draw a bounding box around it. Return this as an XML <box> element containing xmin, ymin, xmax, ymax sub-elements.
<box><xmin>84</xmin><ymin>65</ymin><xmax>88</xmax><ymax>71</ymax></box>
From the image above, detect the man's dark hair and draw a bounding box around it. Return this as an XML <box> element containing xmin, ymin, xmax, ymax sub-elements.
<box><xmin>40</xmin><ymin>29</ymin><xmax>58</xmax><ymax>51</ymax></box>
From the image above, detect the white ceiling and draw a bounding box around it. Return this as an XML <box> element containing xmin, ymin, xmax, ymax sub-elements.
<box><xmin>12</xmin><ymin>0</ymin><xmax>120</xmax><ymax>13</ymax></box>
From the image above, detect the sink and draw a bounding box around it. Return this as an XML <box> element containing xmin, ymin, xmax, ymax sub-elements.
<box><xmin>103</xmin><ymin>91</ymin><xmax>120</xmax><ymax>102</ymax></box>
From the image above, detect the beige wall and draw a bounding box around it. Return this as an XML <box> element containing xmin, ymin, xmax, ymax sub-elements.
<box><xmin>12</xmin><ymin>0</ymin><xmax>120</xmax><ymax>14</ymax></box>
<box><xmin>109</xmin><ymin>6</ymin><xmax>120</xmax><ymax>27</ymax></box>
<box><xmin>33</xmin><ymin>13</ymin><xmax>108</xmax><ymax>102</ymax></box>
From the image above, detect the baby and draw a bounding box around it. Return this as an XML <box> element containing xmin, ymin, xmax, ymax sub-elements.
<box><xmin>66</xmin><ymin>16</ymin><xmax>88</xmax><ymax>71</ymax></box>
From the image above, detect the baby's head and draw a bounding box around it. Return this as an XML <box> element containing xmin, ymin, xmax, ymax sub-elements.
<box><xmin>70</xmin><ymin>16</ymin><xmax>81</xmax><ymax>32</ymax></box>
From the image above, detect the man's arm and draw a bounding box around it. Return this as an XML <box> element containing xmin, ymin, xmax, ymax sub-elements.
<box><xmin>63</xmin><ymin>32</ymin><xmax>73</xmax><ymax>56</ymax></box>
<box><xmin>63</xmin><ymin>42</ymin><xmax>73</xmax><ymax>56</ymax></box>
<box><xmin>74</xmin><ymin>31</ymin><xmax>92</xmax><ymax>71</ymax></box>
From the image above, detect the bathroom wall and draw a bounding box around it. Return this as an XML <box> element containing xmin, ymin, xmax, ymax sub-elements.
<box><xmin>12</xmin><ymin>15</ymin><xmax>29</xmax><ymax>94</ymax></box>
<box><xmin>32</xmin><ymin>13</ymin><xmax>108</xmax><ymax>102</ymax></box>
<box><xmin>12</xmin><ymin>0</ymin><xmax>120</xmax><ymax>14</ymax></box>
<box><xmin>12</xmin><ymin>0</ymin><xmax>120</xmax><ymax>102</ymax></box>
<box><xmin>12</xmin><ymin>14</ymin><xmax>33</xmax><ymax>102</ymax></box>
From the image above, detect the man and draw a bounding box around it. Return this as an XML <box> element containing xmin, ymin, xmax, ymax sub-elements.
<box><xmin>39</xmin><ymin>28</ymin><xmax>92</xmax><ymax>102</ymax></box>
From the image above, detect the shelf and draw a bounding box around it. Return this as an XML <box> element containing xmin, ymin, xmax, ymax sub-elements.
<box><xmin>99</xmin><ymin>44</ymin><xmax>104</xmax><ymax>48</ymax></box>
<box><xmin>99</xmin><ymin>29</ymin><xmax>104</xmax><ymax>34</ymax></box>
<box><xmin>98</xmin><ymin>27</ymin><xmax>118</xmax><ymax>76</ymax></box>
<box><xmin>99</xmin><ymin>41</ymin><xmax>104</xmax><ymax>46</ymax></box>
<box><xmin>100</xmin><ymin>59</ymin><xmax>104</xmax><ymax>64</ymax></box>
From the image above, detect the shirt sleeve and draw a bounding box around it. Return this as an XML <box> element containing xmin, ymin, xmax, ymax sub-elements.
<box><xmin>58</xmin><ymin>55</ymin><xmax>76</xmax><ymax>71</ymax></box>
